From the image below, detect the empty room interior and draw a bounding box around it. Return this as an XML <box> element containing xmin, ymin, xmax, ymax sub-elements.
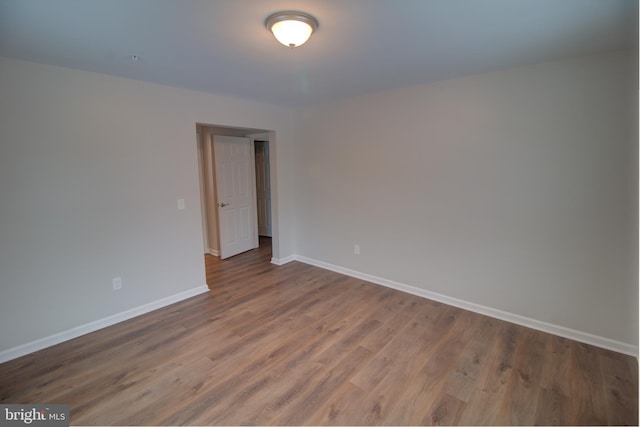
<box><xmin>0</xmin><ymin>0</ymin><xmax>638</xmax><ymax>425</ymax></box>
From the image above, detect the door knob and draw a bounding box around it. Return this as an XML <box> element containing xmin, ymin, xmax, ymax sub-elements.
<box><xmin>219</xmin><ymin>202</ymin><xmax>229</xmax><ymax>207</ymax></box>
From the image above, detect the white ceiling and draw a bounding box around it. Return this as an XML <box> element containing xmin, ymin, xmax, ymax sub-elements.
<box><xmin>0</xmin><ymin>0</ymin><xmax>636</xmax><ymax>107</ymax></box>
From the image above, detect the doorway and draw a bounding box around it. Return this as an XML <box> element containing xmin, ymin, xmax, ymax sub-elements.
<box><xmin>253</xmin><ymin>139</ymin><xmax>272</xmax><ymax>238</ymax></box>
<box><xmin>196</xmin><ymin>124</ymin><xmax>274</xmax><ymax>264</ymax></box>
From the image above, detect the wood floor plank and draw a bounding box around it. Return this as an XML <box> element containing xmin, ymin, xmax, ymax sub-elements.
<box><xmin>533</xmin><ymin>333</ymin><xmax>574</xmax><ymax>425</ymax></box>
<box><xmin>0</xmin><ymin>238</ymin><xmax>636</xmax><ymax>425</ymax></box>
<box><xmin>271</xmin><ymin>345</ymin><xmax>374</xmax><ymax>426</ymax></box>
<box><xmin>457</xmin><ymin>323</ymin><xmax>523</xmax><ymax>425</ymax></box>
<box><xmin>444</xmin><ymin>315</ymin><xmax>501</xmax><ymax>403</ymax></box>
<box><xmin>499</xmin><ymin>328</ymin><xmax>547</xmax><ymax>425</ymax></box>
<box><xmin>535</xmin><ymin>386</ymin><xmax>572</xmax><ymax>425</ymax></box>
<box><xmin>383</xmin><ymin>310</ymin><xmax>479</xmax><ymax>425</ymax></box>
<box><xmin>421</xmin><ymin>393</ymin><xmax>467</xmax><ymax>426</ymax></box>
<box><xmin>335</xmin><ymin>307</ymin><xmax>462</xmax><ymax>425</ymax></box>
<box><xmin>569</xmin><ymin>342</ymin><xmax>610</xmax><ymax>425</ymax></box>
<box><xmin>599</xmin><ymin>351</ymin><xmax>639</xmax><ymax>425</ymax></box>
<box><xmin>305</xmin><ymin>381</ymin><xmax>368</xmax><ymax>426</ymax></box>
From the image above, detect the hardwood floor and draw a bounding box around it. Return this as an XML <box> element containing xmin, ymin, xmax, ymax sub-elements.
<box><xmin>1</xmin><ymin>239</ymin><xmax>637</xmax><ymax>425</ymax></box>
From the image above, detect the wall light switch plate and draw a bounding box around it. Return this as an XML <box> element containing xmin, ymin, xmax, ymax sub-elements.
<box><xmin>177</xmin><ymin>198</ymin><xmax>185</xmax><ymax>210</ymax></box>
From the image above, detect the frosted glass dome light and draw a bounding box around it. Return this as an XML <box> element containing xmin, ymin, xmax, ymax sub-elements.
<box><xmin>266</xmin><ymin>11</ymin><xmax>319</xmax><ymax>48</ymax></box>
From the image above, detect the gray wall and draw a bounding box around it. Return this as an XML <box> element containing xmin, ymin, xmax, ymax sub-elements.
<box><xmin>294</xmin><ymin>50</ymin><xmax>638</xmax><ymax>347</ymax></box>
<box><xmin>0</xmin><ymin>57</ymin><xmax>296</xmax><ymax>352</ymax></box>
<box><xmin>1</xmin><ymin>49</ymin><xmax>636</xmax><ymax>356</ymax></box>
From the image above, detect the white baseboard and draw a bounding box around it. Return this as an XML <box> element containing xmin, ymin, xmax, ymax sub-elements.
<box><xmin>5</xmin><ymin>256</ymin><xmax>634</xmax><ymax>362</ymax></box>
<box><xmin>293</xmin><ymin>255</ymin><xmax>638</xmax><ymax>357</ymax></box>
<box><xmin>207</xmin><ymin>248</ymin><xmax>220</xmax><ymax>257</ymax></box>
<box><xmin>0</xmin><ymin>285</ymin><xmax>210</xmax><ymax>364</ymax></box>
<box><xmin>271</xmin><ymin>255</ymin><xmax>296</xmax><ymax>265</ymax></box>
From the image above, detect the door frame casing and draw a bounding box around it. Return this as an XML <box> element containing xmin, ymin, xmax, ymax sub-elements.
<box><xmin>196</xmin><ymin>127</ymin><xmax>221</xmax><ymax>256</ymax></box>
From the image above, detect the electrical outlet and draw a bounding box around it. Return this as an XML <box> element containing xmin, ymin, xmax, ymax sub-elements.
<box><xmin>112</xmin><ymin>277</ymin><xmax>122</xmax><ymax>291</ymax></box>
<box><xmin>354</xmin><ymin>244</ymin><xmax>360</xmax><ymax>255</ymax></box>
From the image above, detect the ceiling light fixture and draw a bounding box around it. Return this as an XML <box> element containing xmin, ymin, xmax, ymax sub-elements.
<box><xmin>265</xmin><ymin>11</ymin><xmax>319</xmax><ymax>48</ymax></box>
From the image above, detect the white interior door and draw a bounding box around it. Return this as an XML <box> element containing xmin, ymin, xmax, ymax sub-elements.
<box><xmin>214</xmin><ymin>135</ymin><xmax>257</xmax><ymax>259</ymax></box>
